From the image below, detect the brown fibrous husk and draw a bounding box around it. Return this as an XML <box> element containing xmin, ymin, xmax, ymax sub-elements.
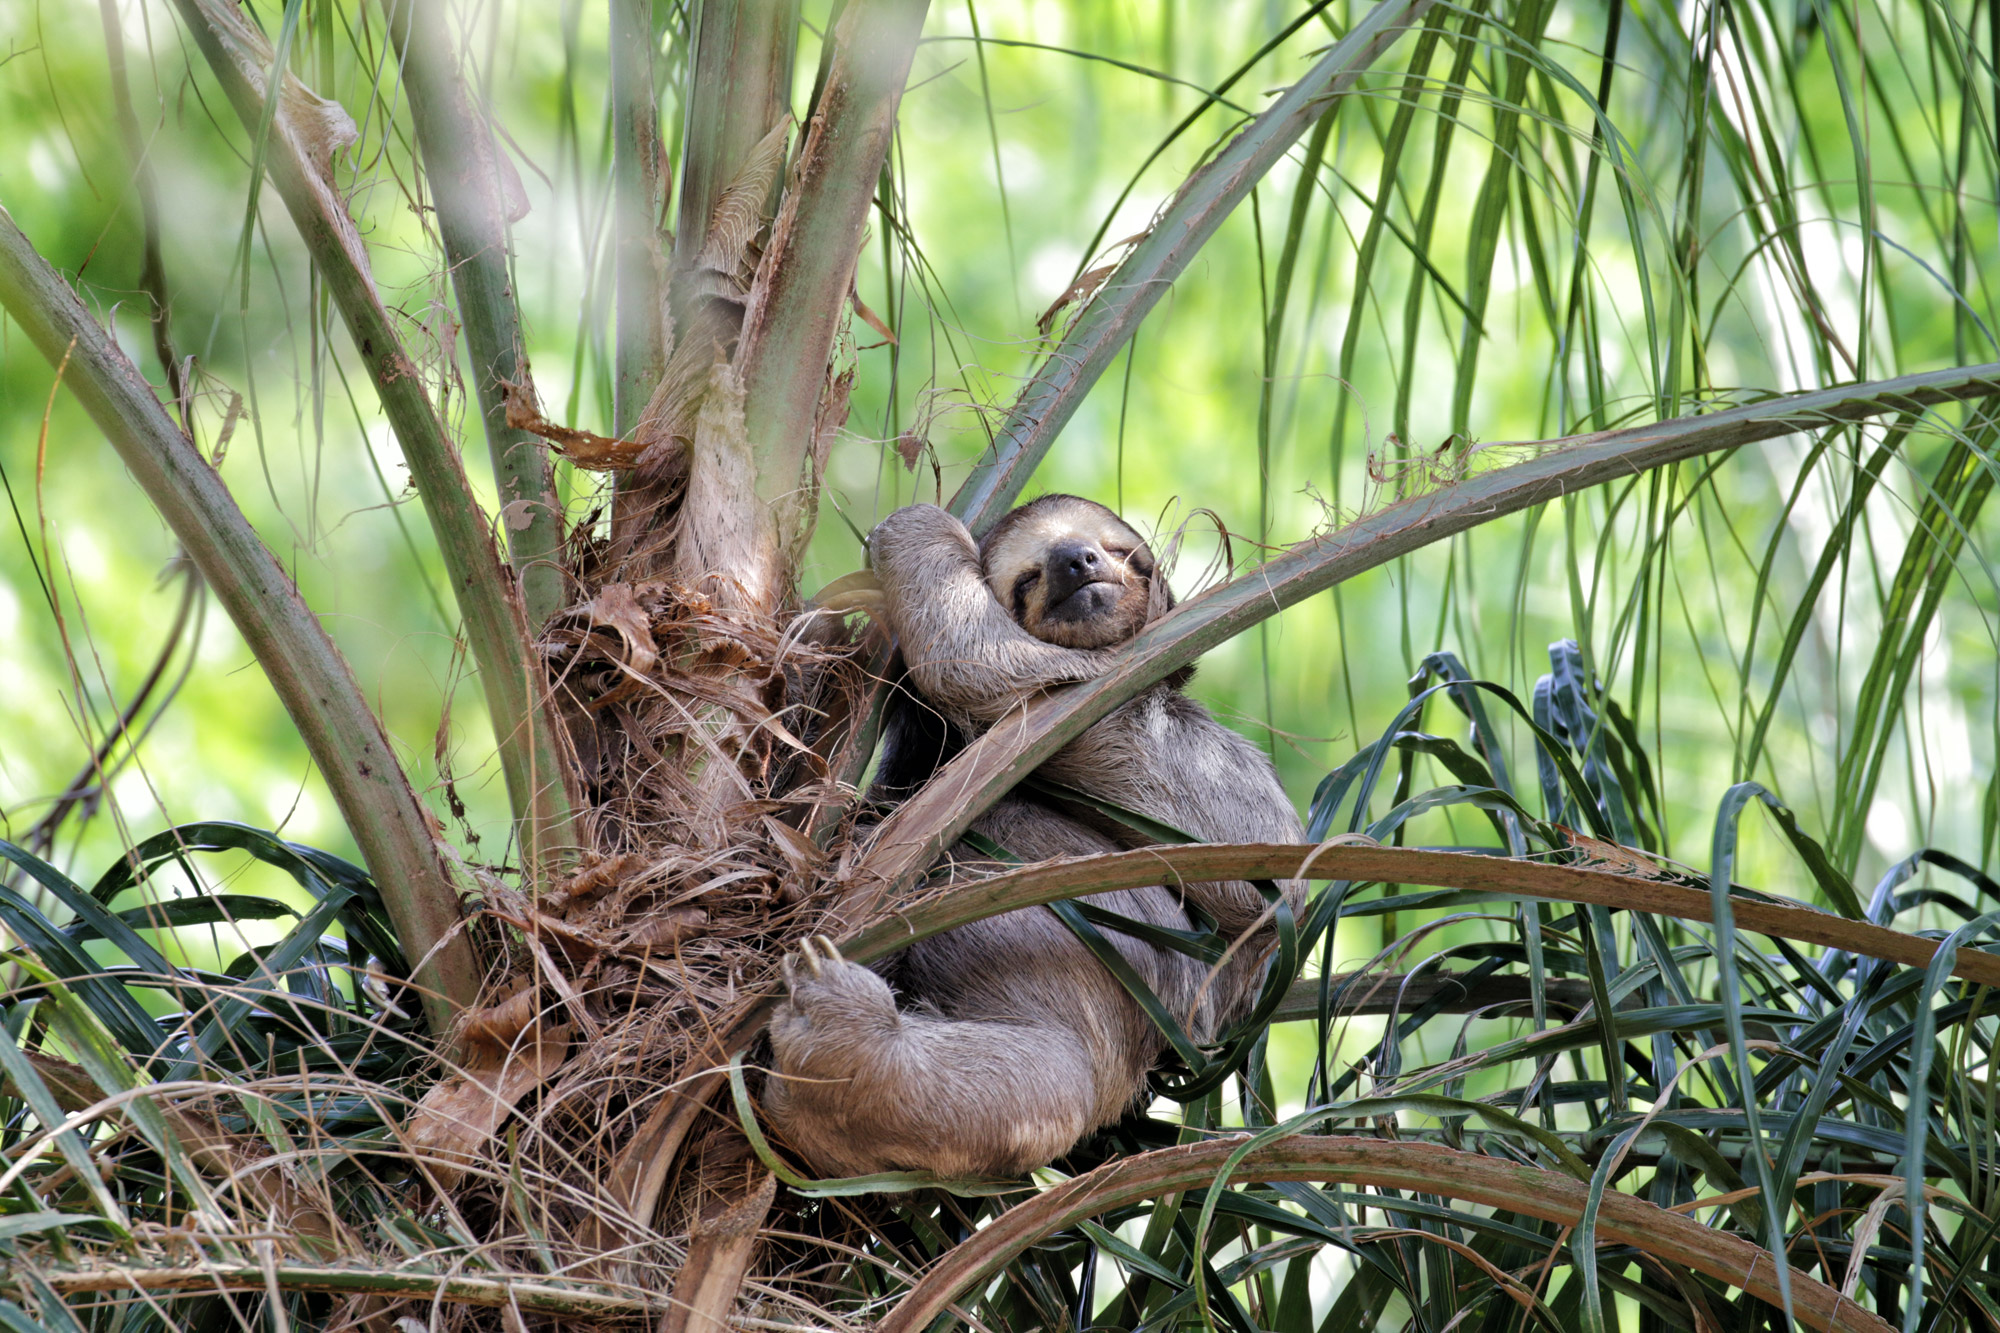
<box><xmin>397</xmin><ymin>536</ymin><xmax>893</xmax><ymax>1330</ymax></box>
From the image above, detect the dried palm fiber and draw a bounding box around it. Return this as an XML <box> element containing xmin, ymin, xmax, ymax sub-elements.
<box><xmin>399</xmin><ymin>567</ymin><xmax>883</xmax><ymax>1313</ymax></box>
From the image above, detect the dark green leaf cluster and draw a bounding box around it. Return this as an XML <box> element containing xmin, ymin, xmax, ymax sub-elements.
<box><xmin>0</xmin><ymin>825</ymin><xmax>437</xmax><ymax>1331</ymax></box>
<box><xmin>776</xmin><ymin>641</ymin><xmax>2000</xmax><ymax>1333</ymax></box>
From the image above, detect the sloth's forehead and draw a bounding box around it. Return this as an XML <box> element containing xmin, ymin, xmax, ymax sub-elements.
<box><xmin>984</xmin><ymin>504</ymin><xmax>1148</xmax><ymax>582</ymax></box>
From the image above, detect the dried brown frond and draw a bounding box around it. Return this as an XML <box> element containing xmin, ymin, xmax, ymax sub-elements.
<box><xmin>499</xmin><ymin>377</ymin><xmax>649</xmax><ymax>470</ymax></box>
<box><xmin>364</xmin><ymin>547</ymin><xmax>887</xmax><ymax>1328</ymax></box>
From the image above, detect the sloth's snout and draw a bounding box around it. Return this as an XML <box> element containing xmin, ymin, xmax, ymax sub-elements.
<box><xmin>1045</xmin><ymin>539</ymin><xmax>1112</xmax><ymax>608</ymax></box>
<box><xmin>1054</xmin><ymin>540</ymin><xmax>1102</xmax><ymax>577</ymax></box>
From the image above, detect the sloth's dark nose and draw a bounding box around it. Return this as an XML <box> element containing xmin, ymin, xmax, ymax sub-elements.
<box><xmin>1045</xmin><ymin>539</ymin><xmax>1107</xmax><ymax>608</ymax></box>
<box><xmin>1054</xmin><ymin>541</ymin><xmax>1099</xmax><ymax>576</ymax></box>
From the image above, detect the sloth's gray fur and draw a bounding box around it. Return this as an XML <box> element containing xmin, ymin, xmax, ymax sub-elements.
<box><xmin>763</xmin><ymin>498</ymin><xmax>1305</xmax><ymax>1178</ymax></box>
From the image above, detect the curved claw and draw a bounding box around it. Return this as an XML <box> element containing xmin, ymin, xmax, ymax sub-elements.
<box><xmin>782</xmin><ymin>934</ymin><xmax>849</xmax><ymax>987</ymax></box>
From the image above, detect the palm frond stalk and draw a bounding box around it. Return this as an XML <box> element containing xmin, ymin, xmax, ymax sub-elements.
<box><xmin>168</xmin><ymin>0</ymin><xmax>579</xmax><ymax>871</ymax></box>
<box><xmin>0</xmin><ymin>213</ymin><xmax>480</xmax><ymax>1030</ymax></box>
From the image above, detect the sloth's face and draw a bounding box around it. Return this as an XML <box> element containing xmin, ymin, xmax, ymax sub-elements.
<box><xmin>980</xmin><ymin>495</ymin><xmax>1163</xmax><ymax>649</ymax></box>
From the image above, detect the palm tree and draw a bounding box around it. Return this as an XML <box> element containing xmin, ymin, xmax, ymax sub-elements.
<box><xmin>0</xmin><ymin>0</ymin><xmax>1995</xmax><ymax>1328</ymax></box>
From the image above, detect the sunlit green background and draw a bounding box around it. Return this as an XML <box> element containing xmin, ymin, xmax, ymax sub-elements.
<box><xmin>1</xmin><ymin>4</ymin><xmax>1996</xmax><ymax>1325</ymax></box>
<box><xmin>2</xmin><ymin>0</ymin><xmax>1993</xmax><ymax>953</ymax></box>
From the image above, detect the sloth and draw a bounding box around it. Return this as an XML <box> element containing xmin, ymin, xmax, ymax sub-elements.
<box><xmin>762</xmin><ymin>495</ymin><xmax>1306</xmax><ymax>1178</ymax></box>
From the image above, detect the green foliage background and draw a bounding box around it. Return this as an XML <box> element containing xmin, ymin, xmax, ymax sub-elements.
<box><xmin>1</xmin><ymin>3</ymin><xmax>1997</xmax><ymax>1328</ymax></box>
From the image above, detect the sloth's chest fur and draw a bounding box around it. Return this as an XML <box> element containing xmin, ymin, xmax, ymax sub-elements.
<box><xmin>1040</xmin><ymin>686</ymin><xmax>1285</xmax><ymax>843</ymax></box>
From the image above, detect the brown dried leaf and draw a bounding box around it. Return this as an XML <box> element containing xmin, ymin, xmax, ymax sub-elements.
<box><xmin>586</xmin><ymin>582</ymin><xmax>660</xmax><ymax>678</ymax></box>
<box><xmin>545</xmin><ymin>853</ymin><xmax>642</xmax><ymax>914</ymax></box>
<box><xmin>482</xmin><ymin>898</ymin><xmax>615</xmax><ymax>968</ymax></box>
<box><xmin>1036</xmin><ymin>262</ymin><xmax>1118</xmax><ymax>335</ymax></box>
<box><xmin>623</xmin><ymin>908</ymin><xmax>707</xmax><ymax>954</ymax></box>
<box><xmin>406</xmin><ymin>1022</ymin><xmax>572</xmax><ymax>1190</ymax></box>
<box><xmin>499</xmin><ymin>377</ymin><xmax>646</xmax><ymax>470</ymax></box>
<box><xmin>893</xmin><ymin>429</ymin><xmax>927</xmax><ymax>472</ymax></box>
<box><xmin>813</xmin><ymin>568</ymin><xmax>885</xmax><ymax>619</ymax></box>
<box><xmin>852</xmin><ymin>287</ymin><xmax>897</xmax><ymax>345</ymax></box>
<box><xmin>460</xmin><ymin>985</ymin><xmax>540</xmax><ymax>1051</ymax></box>
<box><xmin>763</xmin><ymin>816</ymin><xmax>826</xmax><ymax>878</ymax></box>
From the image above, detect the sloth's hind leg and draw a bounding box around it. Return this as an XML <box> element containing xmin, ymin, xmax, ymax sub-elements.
<box><xmin>763</xmin><ymin>938</ymin><xmax>1098</xmax><ymax>1179</ymax></box>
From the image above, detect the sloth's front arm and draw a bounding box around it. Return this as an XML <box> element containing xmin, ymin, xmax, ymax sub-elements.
<box><xmin>869</xmin><ymin>504</ymin><xmax>1113</xmax><ymax>726</ymax></box>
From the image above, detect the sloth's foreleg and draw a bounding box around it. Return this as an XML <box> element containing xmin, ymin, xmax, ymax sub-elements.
<box><xmin>762</xmin><ymin>938</ymin><xmax>1099</xmax><ymax>1179</ymax></box>
<box><xmin>867</xmin><ymin>504</ymin><xmax>1111</xmax><ymax>724</ymax></box>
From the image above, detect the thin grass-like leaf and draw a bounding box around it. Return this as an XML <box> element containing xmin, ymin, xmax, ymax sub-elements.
<box><xmin>168</xmin><ymin>0</ymin><xmax>578</xmax><ymax>875</ymax></box>
<box><xmin>0</xmin><ymin>1024</ymin><xmax>130</xmax><ymax>1230</ymax></box>
<box><xmin>0</xmin><ymin>214</ymin><xmax>477</xmax><ymax>1030</ymax></box>
<box><xmin>924</xmin><ymin>844</ymin><xmax>1996</xmax><ymax>982</ymax></box>
<box><xmin>383</xmin><ymin>0</ymin><xmax>567</xmax><ymax>629</ymax></box>
<box><xmin>950</xmin><ymin>0</ymin><xmax>1438</xmax><ymax>532</ymax></box>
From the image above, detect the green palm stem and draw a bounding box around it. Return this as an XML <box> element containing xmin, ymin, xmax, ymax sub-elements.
<box><xmin>170</xmin><ymin>0</ymin><xmax>578</xmax><ymax>875</ymax></box>
<box><xmin>862</xmin><ymin>364</ymin><xmax>2000</xmax><ymax>900</ymax></box>
<box><xmin>0</xmin><ymin>206</ymin><xmax>481</xmax><ymax>1031</ymax></box>
<box><xmin>382</xmin><ymin>0</ymin><xmax>569</xmax><ymax>633</ymax></box>
<box><xmin>949</xmin><ymin>0</ymin><xmax>1440</xmax><ymax>535</ymax></box>
<box><xmin>735</xmin><ymin>0</ymin><xmax>934</xmax><ymax>572</ymax></box>
<box><xmin>609</xmin><ymin>0</ymin><xmax>667</xmax><ymax>445</ymax></box>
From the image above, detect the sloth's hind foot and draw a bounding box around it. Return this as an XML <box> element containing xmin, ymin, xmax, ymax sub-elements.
<box><xmin>763</xmin><ymin>936</ymin><xmax>909</xmax><ymax>1174</ymax></box>
<box><xmin>762</xmin><ymin>932</ymin><xmax>1099</xmax><ymax>1179</ymax></box>
<box><xmin>783</xmin><ymin>934</ymin><xmax>849</xmax><ymax>983</ymax></box>
<box><xmin>770</xmin><ymin>936</ymin><xmax>899</xmax><ymax>1067</ymax></box>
